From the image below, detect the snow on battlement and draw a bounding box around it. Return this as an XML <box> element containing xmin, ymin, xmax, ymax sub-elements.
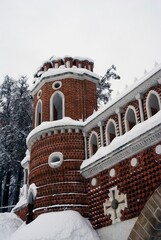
<box><xmin>32</xmin><ymin>56</ymin><xmax>98</xmax><ymax>91</ymax></box>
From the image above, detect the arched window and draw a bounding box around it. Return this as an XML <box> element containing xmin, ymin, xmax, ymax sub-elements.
<box><xmin>35</xmin><ymin>100</ymin><xmax>42</xmax><ymax>127</ymax></box>
<box><xmin>106</xmin><ymin>119</ymin><xmax>117</xmax><ymax>145</ymax></box>
<box><xmin>146</xmin><ymin>90</ymin><xmax>161</xmax><ymax>118</ymax></box>
<box><xmin>89</xmin><ymin>131</ymin><xmax>98</xmax><ymax>157</ymax></box>
<box><xmin>50</xmin><ymin>91</ymin><xmax>65</xmax><ymax>121</ymax></box>
<box><xmin>125</xmin><ymin>106</ymin><xmax>138</xmax><ymax>132</ymax></box>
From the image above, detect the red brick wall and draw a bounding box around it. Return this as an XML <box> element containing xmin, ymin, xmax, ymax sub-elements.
<box><xmin>15</xmin><ymin>206</ymin><xmax>28</xmax><ymax>221</ymax></box>
<box><xmin>88</xmin><ymin>143</ymin><xmax>161</xmax><ymax>229</ymax></box>
<box><xmin>32</xmin><ymin>78</ymin><xmax>97</xmax><ymax>127</ymax></box>
<box><xmin>29</xmin><ymin>131</ymin><xmax>89</xmax><ymax>218</ymax></box>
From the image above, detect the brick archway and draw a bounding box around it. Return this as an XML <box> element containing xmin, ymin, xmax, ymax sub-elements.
<box><xmin>128</xmin><ymin>184</ymin><xmax>161</xmax><ymax>239</ymax></box>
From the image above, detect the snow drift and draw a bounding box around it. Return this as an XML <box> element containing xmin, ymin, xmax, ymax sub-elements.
<box><xmin>9</xmin><ymin>210</ymin><xmax>100</xmax><ymax>240</ymax></box>
<box><xmin>0</xmin><ymin>213</ymin><xmax>23</xmax><ymax>240</ymax></box>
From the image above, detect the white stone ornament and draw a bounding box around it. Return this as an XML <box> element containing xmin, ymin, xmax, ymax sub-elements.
<box><xmin>155</xmin><ymin>145</ymin><xmax>161</xmax><ymax>155</ymax></box>
<box><xmin>109</xmin><ymin>168</ymin><xmax>116</xmax><ymax>177</ymax></box>
<box><xmin>48</xmin><ymin>152</ymin><xmax>63</xmax><ymax>168</ymax></box>
<box><xmin>91</xmin><ymin>178</ymin><xmax>98</xmax><ymax>186</ymax></box>
<box><xmin>52</xmin><ymin>81</ymin><xmax>62</xmax><ymax>90</ymax></box>
<box><xmin>131</xmin><ymin>158</ymin><xmax>138</xmax><ymax>167</ymax></box>
<box><xmin>103</xmin><ymin>186</ymin><xmax>127</xmax><ymax>224</ymax></box>
<box><xmin>37</xmin><ymin>89</ymin><xmax>42</xmax><ymax>99</ymax></box>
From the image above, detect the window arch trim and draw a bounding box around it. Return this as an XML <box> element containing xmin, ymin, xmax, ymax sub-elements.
<box><xmin>146</xmin><ymin>90</ymin><xmax>161</xmax><ymax>118</ymax></box>
<box><xmin>89</xmin><ymin>131</ymin><xmax>99</xmax><ymax>157</ymax></box>
<box><xmin>124</xmin><ymin>105</ymin><xmax>138</xmax><ymax>132</ymax></box>
<box><xmin>35</xmin><ymin>99</ymin><xmax>42</xmax><ymax>127</ymax></box>
<box><xmin>50</xmin><ymin>91</ymin><xmax>65</xmax><ymax>121</ymax></box>
<box><xmin>105</xmin><ymin>119</ymin><xmax>118</xmax><ymax>145</ymax></box>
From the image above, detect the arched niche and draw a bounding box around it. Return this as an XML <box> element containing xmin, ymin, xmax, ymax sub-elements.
<box><xmin>146</xmin><ymin>90</ymin><xmax>161</xmax><ymax>118</ymax></box>
<box><xmin>89</xmin><ymin>131</ymin><xmax>99</xmax><ymax>157</ymax></box>
<box><xmin>50</xmin><ymin>91</ymin><xmax>65</xmax><ymax>121</ymax></box>
<box><xmin>35</xmin><ymin>100</ymin><xmax>42</xmax><ymax>127</ymax></box>
<box><xmin>106</xmin><ymin>119</ymin><xmax>117</xmax><ymax>145</ymax></box>
<box><xmin>125</xmin><ymin>106</ymin><xmax>138</xmax><ymax>132</ymax></box>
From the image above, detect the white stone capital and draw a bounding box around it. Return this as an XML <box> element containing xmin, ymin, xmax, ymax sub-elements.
<box><xmin>115</xmin><ymin>107</ymin><xmax>123</xmax><ymax>114</ymax></box>
<box><xmin>135</xmin><ymin>93</ymin><xmax>143</xmax><ymax>100</ymax></box>
<box><xmin>97</xmin><ymin>121</ymin><xmax>104</xmax><ymax>127</ymax></box>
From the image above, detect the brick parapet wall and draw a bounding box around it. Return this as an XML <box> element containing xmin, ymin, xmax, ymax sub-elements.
<box><xmin>87</xmin><ymin>143</ymin><xmax>161</xmax><ymax>229</ymax></box>
<box><xmin>34</xmin><ymin>57</ymin><xmax>94</xmax><ymax>79</ymax></box>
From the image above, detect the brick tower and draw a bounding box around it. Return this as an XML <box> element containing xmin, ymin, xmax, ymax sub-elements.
<box><xmin>24</xmin><ymin>56</ymin><xmax>99</xmax><ymax>221</ymax></box>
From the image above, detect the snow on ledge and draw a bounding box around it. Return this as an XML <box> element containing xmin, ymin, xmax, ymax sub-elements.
<box><xmin>31</xmin><ymin>66</ymin><xmax>99</xmax><ymax>91</ymax></box>
<box><xmin>41</xmin><ymin>66</ymin><xmax>99</xmax><ymax>79</ymax></box>
<box><xmin>81</xmin><ymin>110</ymin><xmax>161</xmax><ymax>169</ymax></box>
<box><xmin>27</xmin><ymin>117</ymin><xmax>84</xmax><ymax>144</ymax></box>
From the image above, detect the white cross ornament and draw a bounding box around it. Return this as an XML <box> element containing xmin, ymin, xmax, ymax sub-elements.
<box><xmin>103</xmin><ymin>186</ymin><xmax>128</xmax><ymax>224</ymax></box>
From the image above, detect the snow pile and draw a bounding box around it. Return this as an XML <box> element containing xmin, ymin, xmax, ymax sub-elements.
<box><xmin>81</xmin><ymin>110</ymin><xmax>161</xmax><ymax>169</ymax></box>
<box><xmin>10</xmin><ymin>210</ymin><xmax>100</xmax><ymax>240</ymax></box>
<box><xmin>0</xmin><ymin>213</ymin><xmax>23</xmax><ymax>240</ymax></box>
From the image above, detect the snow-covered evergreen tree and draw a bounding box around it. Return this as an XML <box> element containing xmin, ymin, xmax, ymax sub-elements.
<box><xmin>97</xmin><ymin>65</ymin><xmax>120</xmax><ymax>107</ymax></box>
<box><xmin>0</xmin><ymin>76</ymin><xmax>32</xmax><ymax>211</ymax></box>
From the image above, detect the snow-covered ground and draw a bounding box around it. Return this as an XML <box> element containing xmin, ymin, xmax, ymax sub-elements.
<box><xmin>0</xmin><ymin>212</ymin><xmax>23</xmax><ymax>240</ymax></box>
<box><xmin>0</xmin><ymin>210</ymin><xmax>100</xmax><ymax>240</ymax></box>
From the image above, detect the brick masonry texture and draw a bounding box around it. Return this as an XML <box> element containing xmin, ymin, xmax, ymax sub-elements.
<box><xmin>32</xmin><ymin>78</ymin><xmax>97</xmax><ymax>127</ymax></box>
<box><xmin>29</xmin><ymin>131</ymin><xmax>89</xmax><ymax>218</ymax></box>
<box><xmin>128</xmin><ymin>185</ymin><xmax>161</xmax><ymax>240</ymax></box>
<box><xmin>88</xmin><ymin>144</ymin><xmax>161</xmax><ymax>229</ymax></box>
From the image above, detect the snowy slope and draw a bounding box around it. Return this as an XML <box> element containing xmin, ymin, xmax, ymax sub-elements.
<box><xmin>0</xmin><ymin>213</ymin><xmax>23</xmax><ymax>240</ymax></box>
<box><xmin>2</xmin><ymin>210</ymin><xmax>100</xmax><ymax>240</ymax></box>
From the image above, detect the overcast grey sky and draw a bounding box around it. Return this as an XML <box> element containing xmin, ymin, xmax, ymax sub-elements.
<box><xmin>0</xmin><ymin>0</ymin><xmax>161</xmax><ymax>96</ymax></box>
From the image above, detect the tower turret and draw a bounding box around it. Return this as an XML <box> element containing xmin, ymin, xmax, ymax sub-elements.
<box><xmin>22</xmin><ymin>56</ymin><xmax>99</xmax><ymax>221</ymax></box>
